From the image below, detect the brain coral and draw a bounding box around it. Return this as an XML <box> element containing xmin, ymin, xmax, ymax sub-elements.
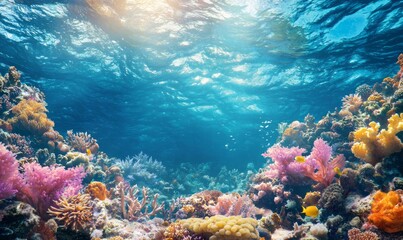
<box><xmin>178</xmin><ymin>215</ymin><xmax>260</xmax><ymax>240</ymax></box>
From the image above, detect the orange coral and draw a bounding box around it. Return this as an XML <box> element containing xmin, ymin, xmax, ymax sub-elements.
<box><xmin>368</xmin><ymin>190</ymin><xmax>403</xmax><ymax>233</ymax></box>
<box><xmin>8</xmin><ymin>99</ymin><xmax>54</xmax><ymax>136</ymax></box>
<box><xmin>86</xmin><ymin>181</ymin><xmax>109</xmax><ymax>200</ymax></box>
<box><xmin>351</xmin><ymin>113</ymin><xmax>403</xmax><ymax>165</ymax></box>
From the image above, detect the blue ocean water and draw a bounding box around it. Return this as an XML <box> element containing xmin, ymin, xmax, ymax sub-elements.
<box><xmin>0</xmin><ymin>0</ymin><xmax>402</xmax><ymax>170</ymax></box>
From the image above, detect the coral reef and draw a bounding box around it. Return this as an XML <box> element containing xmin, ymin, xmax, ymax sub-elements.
<box><xmin>0</xmin><ymin>55</ymin><xmax>402</xmax><ymax>240</ymax></box>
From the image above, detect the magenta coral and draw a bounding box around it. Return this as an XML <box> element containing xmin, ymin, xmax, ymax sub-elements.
<box><xmin>0</xmin><ymin>143</ymin><xmax>20</xmax><ymax>199</ymax></box>
<box><xmin>16</xmin><ymin>162</ymin><xmax>85</xmax><ymax>218</ymax></box>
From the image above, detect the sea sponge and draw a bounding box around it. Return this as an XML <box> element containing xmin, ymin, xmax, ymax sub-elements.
<box><xmin>86</xmin><ymin>181</ymin><xmax>109</xmax><ymax>200</ymax></box>
<box><xmin>367</xmin><ymin>190</ymin><xmax>403</xmax><ymax>233</ymax></box>
<box><xmin>178</xmin><ymin>215</ymin><xmax>260</xmax><ymax>240</ymax></box>
<box><xmin>351</xmin><ymin>113</ymin><xmax>403</xmax><ymax>165</ymax></box>
<box><xmin>8</xmin><ymin>99</ymin><xmax>54</xmax><ymax>136</ymax></box>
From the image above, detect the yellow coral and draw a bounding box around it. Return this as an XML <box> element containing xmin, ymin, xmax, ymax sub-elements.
<box><xmin>8</xmin><ymin>99</ymin><xmax>54</xmax><ymax>136</ymax></box>
<box><xmin>178</xmin><ymin>215</ymin><xmax>260</xmax><ymax>240</ymax></box>
<box><xmin>368</xmin><ymin>190</ymin><xmax>403</xmax><ymax>233</ymax></box>
<box><xmin>351</xmin><ymin>113</ymin><xmax>403</xmax><ymax>165</ymax></box>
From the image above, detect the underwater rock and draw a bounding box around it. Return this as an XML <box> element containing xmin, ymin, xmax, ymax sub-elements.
<box><xmin>318</xmin><ymin>184</ymin><xmax>344</xmax><ymax>213</ymax></box>
<box><xmin>309</xmin><ymin>223</ymin><xmax>328</xmax><ymax>240</ymax></box>
<box><xmin>392</xmin><ymin>177</ymin><xmax>403</xmax><ymax>190</ymax></box>
<box><xmin>339</xmin><ymin>168</ymin><xmax>358</xmax><ymax>193</ymax></box>
<box><xmin>355</xmin><ymin>84</ymin><xmax>373</xmax><ymax>101</ymax></box>
<box><xmin>0</xmin><ymin>201</ymin><xmax>40</xmax><ymax>239</ymax></box>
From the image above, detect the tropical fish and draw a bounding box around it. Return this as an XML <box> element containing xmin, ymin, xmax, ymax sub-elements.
<box><xmin>86</xmin><ymin>148</ymin><xmax>92</xmax><ymax>156</ymax></box>
<box><xmin>295</xmin><ymin>156</ymin><xmax>306</xmax><ymax>163</ymax></box>
<box><xmin>334</xmin><ymin>167</ymin><xmax>343</xmax><ymax>176</ymax></box>
<box><xmin>302</xmin><ymin>206</ymin><xmax>319</xmax><ymax>218</ymax></box>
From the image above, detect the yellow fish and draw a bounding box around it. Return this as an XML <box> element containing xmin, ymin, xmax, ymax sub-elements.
<box><xmin>302</xmin><ymin>206</ymin><xmax>319</xmax><ymax>218</ymax></box>
<box><xmin>86</xmin><ymin>148</ymin><xmax>92</xmax><ymax>156</ymax></box>
<box><xmin>334</xmin><ymin>167</ymin><xmax>343</xmax><ymax>176</ymax></box>
<box><xmin>295</xmin><ymin>156</ymin><xmax>306</xmax><ymax>163</ymax></box>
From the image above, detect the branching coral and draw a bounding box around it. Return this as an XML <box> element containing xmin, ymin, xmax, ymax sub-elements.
<box><xmin>351</xmin><ymin>113</ymin><xmax>403</xmax><ymax>165</ymax></box>
<box><xmin>48</xmin><ymin>194</ymin><xmax>93</xmax><ymax>232</ymax></box>
<box><xmin>115</xmin><ymin>182</ymin><xmax>164</xmax><ymax>221</ymax></box>
<box><xmin>8</xmin><ymin>99</ymin><xmax>54</xmax><ymax>136</ymax></box>
<box><xmin>0</xmin><ymin>143</ymin><xmax>20</xmax><ymax>199</ymax></box>
<box><xmin>368</xmin><ymin>190</ymin><xmax>403</xmax><ymax>233</ymax></box>
<box><xmin>114</xmin><ymin>152</ymin><xmax>166</xmax><ymax>184</ymax></box>
<box><xmin>66</xmin><ymin>130</ymin><xmax>99</xmax><ymax>154</ymax></box>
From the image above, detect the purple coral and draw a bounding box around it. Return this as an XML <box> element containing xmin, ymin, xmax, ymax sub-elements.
<box><xmin>0</xmin><ymin>143</ymin><xmax>20</xmax><ymax>199</ymax></box>
<box><xmin>16</xmin><ymin>162</ymin><xmax>86</xmax><ymax>218</ymax></box>
<box><xmin>262</xmin><ymin>145</ymin><xmax>307</xmax><ymax>184</ymax></box>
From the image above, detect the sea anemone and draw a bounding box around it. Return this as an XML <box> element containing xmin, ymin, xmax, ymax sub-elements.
<box><xmin>48</xmin><ymin>193</ymin><xmax>93</xmax><ymax>232</ymax></box>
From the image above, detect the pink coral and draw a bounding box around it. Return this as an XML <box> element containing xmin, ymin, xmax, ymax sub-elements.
<box><xmin>262</xmin><ymin>145</ymin><xmax>307</xmax><ymax>183</ymax></box>
<box><xmin>302</xmin><ymin>139</ymin><xmax>345</xmax><ymax>187</ymax></box>
<box><xmin>16</xmin><ymin>162</ymin><xmax>85</xmax><ymax>218</ymax></box>
<box><xmin>262</xmin><ymin>139</ymin><xmax>345</xmax><ymax>187</ymax></box>
<box><xmin>208</xmin><ymin>193</ymin><xmax>262</xmax><ymax>217</ymax></box>
<box><xmin>0</xmin><ymin>143</ymin><xmax>20</xmax><ymax>199</ymax></box>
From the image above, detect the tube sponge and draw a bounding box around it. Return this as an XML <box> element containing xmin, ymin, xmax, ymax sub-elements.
<box><xmin>351</xmin><ymin>113</ymin><xmax>403</xmax><ymax>165</ymax></box>
<box><xmin>178</xmin><ymin>215</ymin><xmax>260</xmax><ymax>240</ymax></box>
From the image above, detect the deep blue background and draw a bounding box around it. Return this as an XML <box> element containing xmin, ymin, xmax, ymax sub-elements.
<box><xmin>1</xmin><ymin>0</ymin><xmax>402</xmax><ymax>170</ymax></box>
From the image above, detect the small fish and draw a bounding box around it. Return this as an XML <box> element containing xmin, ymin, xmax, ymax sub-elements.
<box><xmin>295</xmin><ymin>156</ymin><xmax>306</xmax><ymax>163</ymax></box>
<box><xmin>86</xmin><ymin>148</ymin><xmax>92</xmax><ymax>156</ymax></box>
<box><xmin>302</xmin><ymin>206</ymin><xmax>319</xmax><ymax>218</ymax></box>
<box><xmin>334</xmin><ymin>167</ymin><xmax>343</xmax><ymax>176</ymax></box>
